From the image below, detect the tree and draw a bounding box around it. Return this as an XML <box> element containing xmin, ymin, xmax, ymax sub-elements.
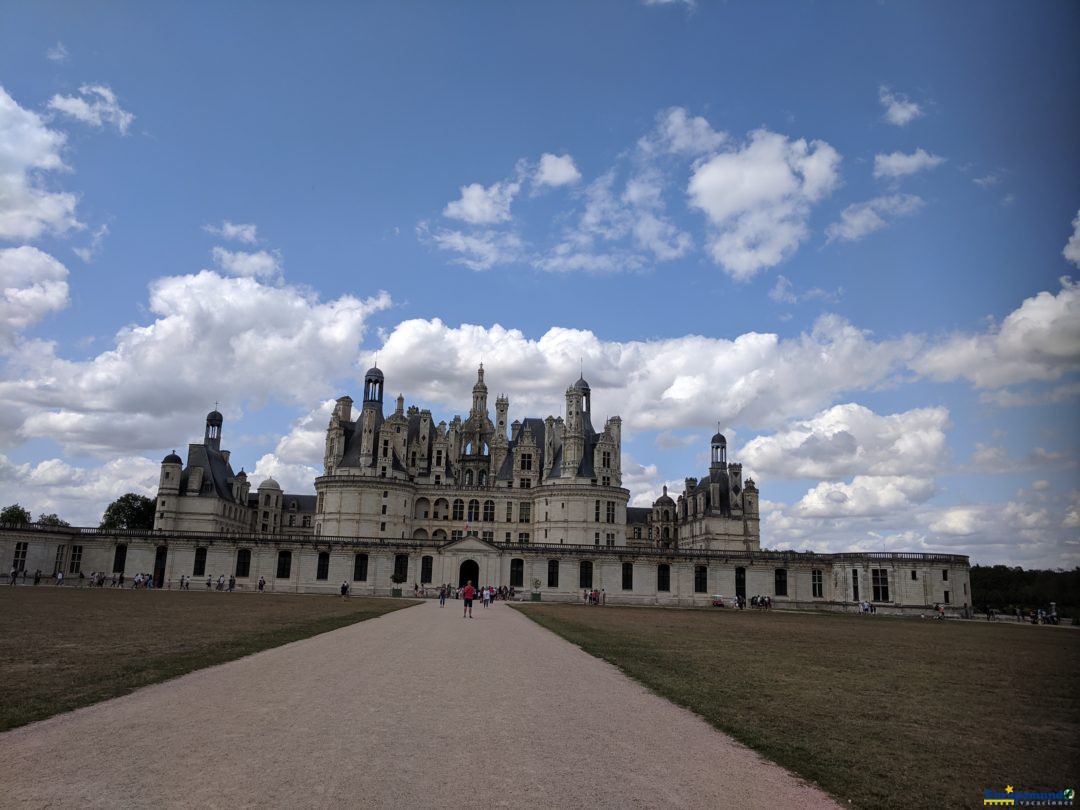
<box><xmin>36</xmin><ymin>513</ymin><xmax>70</xmax><ymax>527</ymax></box>
<box><xmin>100</xmin><ymin>493</ymin><xmax>156</xmax><ymax>531</ymax></box>
<box><xmin>0</xmin><ymin>504</ymin><xmax>31</xmax><ymax>525</ymax></box>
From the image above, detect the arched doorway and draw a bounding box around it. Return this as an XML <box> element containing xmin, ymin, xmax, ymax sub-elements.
<box><xmin>459</xmin><ymin>558</ymin><xmax>479</xmax><ymax>588</ymax></box>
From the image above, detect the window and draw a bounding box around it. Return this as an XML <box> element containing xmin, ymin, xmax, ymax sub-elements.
<box><xmin>852</xmin><ymin>569</ymin><xmax>859</xmax><ymax>601</ymax></box>
<box><xmin>316</xmin><ymin>552</ymin><xmax>330</xmax><ymax>580</ymax></box>
<box><xmin>381</xmin><ymin>504</ymin><xmax>387</xmax><ymax>515</ymax></box>
<box><xmin>53</xmin><ymin>544</ymin><xmax>65</xmax><ymax>574</ymax></box>
<box><xmin>633</xmin><ymin>527</ymin><xmax>641</xmax><ymax>540</ymax></box>
<box><xmin>382</xmin><ymin>438</ymin><xmax>389</xmax><ymax>458</ymax></box>
<box><xmin>421</xmin><ymin>555</ymin><xmax>433</xmax><ymax>584</ymax></box>
<box><xmin>911</xmin><ymin>570</ymin><xmax>917</xmax><ymax>581</ymax></box>
<box><xmin>482</xmin><ymin>531</ymin><xmax>494</xmax><ymax>543</ymax></box>
<box><xmin>657</xmin><ymin>564</ymin><xmax>670</xmax><ymax>592</ymax></box>
<box><xmin>510</xmin><ymin>558</ymin><xmax>524</xmax><ymax>588</ymax></box>
<box><xmin>353</xmin><ymin>553</ymin><xmax>368</xmax><ymax>581</ymax></box>
<box><xmin>288</xmin><ymin>514</ymin><xmax>296</xmax><ymax>527</ymax></box>
<box><xmin>521</xmin><ymin>453</ymin><xmax>533</xmax><ymax>471</ymax></box>
<box><xmin>380</xmin><ymin>522</ymin><xmax>386</xmax><ymax>532</ymax></box>
<box><xmin>606</xmin><ymin>501</ymin><xmax>616</xmax><ymax>523</ymax></box>
<box><xmin>517</xmin><ymin>532</ymin><xmax>530</xmax><ymax>544</ymax></box>
<box><xmin>452</xmin><ymin>499</ymin><xmax>464</xmax><ymax>521</ymax></box>
<box><xmin>594</xmin><ymin>500</ymin><xmax>601</xmax><ymax>522</ymax></box>
<box><xmin>317</xmin><ymin>492</ymin><xmax>324</xmax><ymax>512</ymax></box>
<box><xmin>436</xmin><ymin>450</ymin><xmax>443</xmax><ymax>466</ymax></box>
<box><xmin>505</xmin><ymin>502</ymin><xmax>513</xmax><ymax>522</ymax></box>
<box><xmin>579</xmin><ymin>560</ymin><xmax>593</xmax><ymax>589</ymax></box>
<box><xmin>193</xmin><ymin>547</ymin><xmax>207</xmax><ymax>577</ymax></box>
<box><xmin>942</xmin><ymin>569</ymin><xmax>948</xmax><ymax>581</ymax></box>
<box><xmin>606</xmin><ymin>533</ymin><xmax>615</xmax><ymax>546</ymax></box>
<box><xmin>236</xmin><ymin>548</ymin><xmax>251</xmax><ymax>578</ymax></box>
<box><xmin>773</xmin><ymin>568</ymin><xmax>789</xmax><ymax>597</ymax></box>
<box><xmin>68</xmin><ymin>545</ymin><xmax>83</xmax><ymax>575</ymax></box>
<box><xmin>594</xmin><ymin>532</ymin><xmax>600</xmax><ymax>546</ymax></box>
<box><xmin>113</xmin><ymin>544</ymin><xmax>127</xmax><ymax>574</ymax></box>
<box><xmin>694</xmin><ymin>565</ymin><xmax>707</xmax><ymax>594</ymax></box>
<box><xmin>622</xmin><ymin>562</ymin><xmax>633</xmax><ymax>590</ymax></box>
<box><xmin>393</xmin><ymin>554</ymin><xmax>408</xmax><ymax>582</ymax></box>
<box><xmin>276</xmin><ymin>550</ymin><xmax>292</xmax><ymax>579</ymax></box>
<box><xmin>12</xmin><ymin>542</ymin><xmax>28</xmax><ymax>572</ymax></box>
<box><xmin>464</xmin><ymin>470</ymin><xmax>474</xmax><ymax>486</ymax></box>
<box><xmin>602</xmin><ymin>450</ymin><xmax>611</xmax><ymax>468</ymax></box>
<box><xmin>519</xmin><ymin>503</ymin><xmax>531</xmax><ymax>523</ymax></box>
<box><xmin>547</xmin><ymin>559</ymin><xmax>559</xmax><ymax>588</ymax></box>
<box><xmin>520</xmin><ymin>478</ymin><xmax>531</xmax><ymax>489</ymax></box>
<box><xmin>812</xmin><ymin>569</ymin><xmax>823</xmax><ymax>598</ymax></box>
<box><xmin>504</xmin><ymin>532</ymin><xmax>511</xmax><ymax>543</ymax></box>
<box><xmin>872</xmin><ymin>569</ymin><xmax>889</xmax><ymax>602</ymax></box>
<box><xmin>943</xmin><ymin>590</ymin><xmax>950</xmax><ymax>604</ymax></box>
<box><xmin>302</xmin><ymin>515</ymin><xmax>311</xmax><ymax>528</ymax></box>
<box><xmin>451</xmin><ymin>530</ymin><xmax>463</xmax><ymax>542</ymax></box>
<box><xmin>482</xmin><ymin>500</ymin><xmax>495</xmax><ymax>522</ymax></box>
<box><xmin>467</xmin><ymin>500</ymin><xmax>480</xmax><ymax>522</ymax></box>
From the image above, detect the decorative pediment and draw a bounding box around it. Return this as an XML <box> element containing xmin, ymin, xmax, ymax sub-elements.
<box><xmin>439</xmin><ymin>535</ymin><xmax>504</xmax><ymax>554</ymax></box>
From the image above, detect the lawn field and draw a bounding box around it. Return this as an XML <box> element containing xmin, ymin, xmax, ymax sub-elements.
<box><xmin>515</xmin><ymin>604</ymin><xmax>1080</xmax><ymax>810</ymax></box>
<box><xmin>0</xmin><ymin>586</ymin><xmax>414</xmax><ymax>731</ymax></box>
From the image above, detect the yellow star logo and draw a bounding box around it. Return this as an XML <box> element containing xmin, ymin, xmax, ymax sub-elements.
<box><xmin>1005</xmin><ymin>786</ymin><xmax>1014</xmax><ymax>794</ymax></box>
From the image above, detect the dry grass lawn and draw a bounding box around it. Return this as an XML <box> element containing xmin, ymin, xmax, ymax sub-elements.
<box><xmin>516</xmin><ymin>603</ymin><xmax>1080</xmax><ymax>810</ymax></box>
<box><xmin>0</xmin><ymin>585</ymin><xmax>414</xmax><ymax>731</ymax></box>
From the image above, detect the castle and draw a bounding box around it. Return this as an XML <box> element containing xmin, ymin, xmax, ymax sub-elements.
<box><xmin>1</xmin><ymin>366</ymin><xmax>971</xmax><ymax>612</ymax></box>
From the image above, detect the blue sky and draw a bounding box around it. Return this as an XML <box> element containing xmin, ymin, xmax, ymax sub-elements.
<box><xmin>0</xmin><ymin>0</ymin><xmax>1077</xmax><ymax>567</ymax></box>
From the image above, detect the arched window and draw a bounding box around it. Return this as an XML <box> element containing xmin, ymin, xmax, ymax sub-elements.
<box><xmin>478</xmin><ymin>470</ymin><xmax>487</xmax><ymax>486</ymax></box>
<box><xmin>510</xmin><ymin>558</ymin><xmax>524</xmax><ymax>588</ymax></box>
<box><xmin>452</xmin><ymin>499</ymin><xmax>464</xmax><ymax>521</ymax></box>
<box><xmin>579</xmin><ymin>560</ymin><xmax>593</xmax><ymax>589</ymax></box>
<box><xmin>394</xmin><ymin>554</ymin><xmax>409</xmax><ymax>581</ymax></box>
<box><xmin>657</xmin><ymin>564</ymin><xmax>670</xmax><ymax>592</ymax></box>
<box><xmin>421</xmin><ymin>555</ymin><xmax>433</xmax><ymax>583</ymax></box>
<box><xmin>661</xmin><ymin>526</ymin><xmax>670</xmax><ymax>540</ymax></box>
<box><xmin>482</xmin><ymin>500</ymin><xmax>495</xmax><ymax>522</ymax></box>
<box><xmin>464</xmin><ymin>469</ymin><xmax>474</xmax><ymax>486</ymax></box>
<box><xmin>353</xmin><ymin>553</ymin><xmax>368</xmax><ymax>581</ymax></box>
<box><xmin>467</xmin><ymin>499</ymin><xmax>480</xmax><ymax>522</ymax></box>
<box><xmin>276</xmin><ymin>550</ymin><xmax>291</xmax><ymax>579</ymax></box>
<box><xmin>316</xmin><ymin>552</ymin><xmax>330</xmax><ymax>581</ymax></box>
<box><xmin>663</xmin><ymin>509</ymin><xmax>669</xmax><ymax>522</ymax></box>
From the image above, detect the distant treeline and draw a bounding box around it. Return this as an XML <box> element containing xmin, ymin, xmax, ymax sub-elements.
<box><xmin>970</xmin><ymin>565</ymin><xmax>1079</xmax><ymax>614</ymax></box>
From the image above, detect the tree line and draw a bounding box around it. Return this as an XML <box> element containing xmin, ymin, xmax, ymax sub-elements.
<box><xmin>0</xmin><ymin>493</ymin><xmax>155</xmax><ymax>531</ymax></box>
<box><xmin>970</xmin><ymin>565</ymin><xmax>1079</xmax><ymax>615</ymax></box>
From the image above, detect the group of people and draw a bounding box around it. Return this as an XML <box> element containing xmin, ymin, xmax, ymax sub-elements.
<box><xmin>857</xmin><ymin>600</ymin><xmax>877</xmax><ymax>615</ymax></box>
<box><xmin>429</xmin><ymin>583</ymin><xmax>515</xmax><ymax>605</ymax></box>
<box><xmin>583</xmin><ymin>589</ymin><xmax>605</xmax><ymax>605</ymax></box>
<box><xmin>749</xmin><ymin>594</ymin><xmax>773</xmax><ymax>610</ymax></box>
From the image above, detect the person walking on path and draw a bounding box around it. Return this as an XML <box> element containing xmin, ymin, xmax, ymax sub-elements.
<box><xmin>56</xmin><ymin>571</ymin><xmax>64</xmax><ymax>586</ymax></box>
<box><xmin>340</xmin><ymin>581</ymin><xmax>349</xmax><ymax>599</ymax></box>
<box><xmin>439</xmin><ymin>585</ymin><xmax>446</xmax><ymax>607</ymax></box>
<box><xmin>258</xmin><ymin>575</ymin><xmax>266</xmax><ymax>593</ymax></box>
<box><xmin>462</xmin><ymin>580</ymin><xmax>476</xmax><ymax>618</ymax></box>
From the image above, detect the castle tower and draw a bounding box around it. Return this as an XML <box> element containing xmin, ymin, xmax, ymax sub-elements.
<box><xmin>205</xmin><ymin>409</ymin><xmax>223</xmax><ymax>452</ymax></box>
<box><xmin>471</xmin><ymin>364</ymin><xmax>488</xmax><ymax>417</ymax></box>
<box><xmin>359</xmin><ymin>366</ymin><xmax>384</xmax><ymax>466</ymax></box>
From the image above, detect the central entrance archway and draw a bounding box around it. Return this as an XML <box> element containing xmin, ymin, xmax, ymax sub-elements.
<box><xmin>459</xmin><ymin>558</ymin><xmax>479</xmax><ymax>589</ymax></box>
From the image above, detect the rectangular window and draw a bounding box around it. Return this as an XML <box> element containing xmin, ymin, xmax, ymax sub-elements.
<box><xmin>622</xmin><ymin>562</ymin><xmax>633</xmax><ymax>590</ymax></box>
<box><xmin>113</xmin><ymin>544</ymin><xmax>127</xmax><ymax>574</ymax></box>
<box><xmin>944</xmin><ymin>590</ymin><xmax>950</xmax><ymax>604</ymax></box>
<box><xmin>482</xmin><ymin>531</ymin><xmax>493</xmax><ymax>542</ymax></box>
<box><xmin>380</xmin><ymin>522</ymin><xmax>386</xmax><ymax>532</ymax></box>
<box><xmin>657</xmin><ymin>564</ymin><xmax>670</xmax><ymax>592</ymax></box>
<box><xmin>288</xmin><ymin>514</ymin><xmax>296</xmax><ymax>527</ymax></box>
<box><xmin>68</xmin><ymin>545</ymin><xmax>83</xmax><ymax>575</ymax></box>
<box><xmin>317</xmin><ymin>492</ymin><xmax>324</xmax><ymax>512</ymax></box>
<box><xmin>521</xmin><ymin>478</ymin><xmax>531</xmax><ymax>489</ymax></box>
<box><xmin>594</xmin><ymin>532</ymin><xmax>600</xmax><ymax>546</ymax></box>
<box><xmin>774</xmin><ymin>568</ymin><xmax>788</xmax><ymax>597</ymax></box>
<box><xmin>852</xmin><ymin>569</ymin><xmax>860</xmax><ymax>601</ymax></box>
<box><xmin>812</xmin><ymin>569</ymin><xmax>823</xmax><ymax>598</ymax></box>
<box><xmin>547</xmin><ymin>559</ymin><xmax>559</xmax><ymax>588</ymax></box>
<box><xmin>942</xmin><ymin>569</ymin><xmax>948</xmax><ymax>581</ymax></box>
<box><xmin>606</xmin><ymin>501</ymin><xmax>616</xmax><ymax>523</ymax></box>
<box><xmin>276</xmin><ymin>550</ymin><xmax>292</xmax><ymax>579</ymax></box>
<box><xmin>606</xmin><ymin>533</ymin><xmax>615</xmax><ymax>546</ymax></box>
<box><xmin>382</xmin><ymin>439</ymin><xmax>389</xmax><ymax>458</ymax></box>
<box><xmin>302</xmin><ymin>515</ymin><xmax>311</xmax><ymax>528</ymax></box>
<box><xmin>483</xmin><ymin>501</ymin><xmax>495</xmax><ymax>522</ymax></box>
<box><xmin>381</xmin><ymin>504</ymin><xmax>387</xmax><ymax>514</ymax></box>
<box><xmin>911</xmin><ymin>570</ymin><xmax>917</xmax><ymax>581</ymax></box>
<box><xmin>12</xmin><ymin>542</ymin><xmax>28</xmax><ymax>572</ymax></box>
<box><xmin>594</xmin><ymin>500</ymin><xmax>601</xmax><ymax>522</ymax></box>
<box><xmin>505</xmin><ymin>502</ymin><xmax>513</xmax><ymax>522</ymax></box>
<box><xmin>421</xmin><ymin>555</ymin><xmax>433</xmax><ymax>584</ymax></box>
<box><xmin>393</xmin><ymin>554</ymin><xmax>408</xmax><ymax>582</ymax></box>
<box><xmin>579</xmin><ymin>560</ymin><xmax>593</xmax><ymax>589</ymax></box>
<box><xmin>521</xmin><ymin>453</ymin><xmax>533</xmax><ymax>471</ymax></box>
<box><xmin>236</xmin><ymin>548</ymin><xmax>251</xmax><ymax>578</ymax></box>
<box><xmin>510</xmin><ymin>558</ymin><xmax>524</xmax><ymax>588</ymax></box>
<box><xmin>316</xmin><ymin>552</ymin><xmax>330</xmax><ymax>581</ymax></box>
<box><xmin>193</xmin><ymin>547</ymin><xmax>207</xmax><ymax>577</ymax></box>
<box><xmin>602</xmin><ymin>450</ymin><xmax>611</xmax><ymax>468</ymax></box>
<box><xmin>53</xmin><ymin>544</ymin><xmax>65</xmax><ymax>575</ymax></box>
<box><xmin>451</xmin><ymin>530</ymin><xmax>463</xmax><ymax>542</ymax></box>
<box><xmin>505</xmin><ymin>532</ymin><xmax>511</xmax><ymax>543</ymax></box>
<box><xmin>353</xmin><ymin>553</ymin><xmax>368</xmax><ymax>581</ymax></box>
<box><xmin>694</xmin><ymin>565</ymin><xmax>707</xmax><ymax>594</ymax></box>
<box><xmin>517</xmin><ymin>532</ymin><xmax>529</xmax><ymax>544</ymax></box>
<box><xmin>872</xmin><ymin>569</ymin><xmax>889</xmax><ymax>602</ymax></box>
<box><xmin>519</xmin><ymin>503</ymin><xmax>531</xmax><ymax>523</ymax></box>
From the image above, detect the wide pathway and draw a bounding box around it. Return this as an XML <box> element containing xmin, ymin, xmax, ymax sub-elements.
<box><xmin>0</xmin><ymin>600</ymin><xmax>840</xmax><ymax>809</ymax></box>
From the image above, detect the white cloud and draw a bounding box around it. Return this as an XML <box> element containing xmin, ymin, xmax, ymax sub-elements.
<box><xmin>211</xmin><ymin>246</ymin><xmax>282</xmax><ymax>279</ymax></box>
<box><xmin>826</xmin><ymin>193</ymin><xmax>923</xmax><ymax>243</ymax></box>
<box><xmin>742</xmin><ymin>403</ymin><xmax>949</xmax><ymax>480</ymax></box>
<box><xmin>878</xmin><ymin>86</ymin><xmax>924</xmax><ymax>126</ymax></box>
<box><xmin>768</xmin><ymin>274</ymin><xmax>842</xmax><ymax>306</ymax></box>
<box><xmin>687</xmin><ymin>128</ymin><xmax>841</xmax><ymax>279</ymax></box>
<box><xmin>204</xmin><ymin>221</ymin><xmax>259</xmax><ymax>244</ymax></box>
<box><xmin>0</xmin><ymin>271</ymin><xmax>391</xmax><ymax>454</ymax></box>
<box><xmin>795</xmin><ymin>475</ymin><xmax>936</xmax><ymax>518</ymax></box>
<box><xmin>0</xmin><ymin>85</ymin><xmax>81</xmax><ymax>240</ymax></box>
<box><xmin>443</xmin><ymin>177</ymin><xmax>521</xmax><ymax>225</ymax></box>
<box><xmin>646</xmin><ymin>107</ymin><xmax>726</xmax><ymax>156</ymax></box>
<box><xmin>47</xmin><ymin>84</ymin><xmax>134</xmax><ymax>135</ymax></box>
<box><xmin>72</xmin><ymin>223</ymin><xmax>109</xmax><ymax>263</ymax></box>
<box><xmin>973</xmin><ymin>173</ymin><xmax>1001</xmax><ymax>189</ymax></box>
<box><xmin>655</xmin><ymin>430</ymin><xmax>700</xmax><ymax>449</ymax></box>
<box><xmin>534</xmin><ymin>153</ymin><xmax>581</xmax><ymax>188</ymax></box>
<box><xmin>978</xmin><ymin>382</ymin><xmax>1080</xmax><ymax>407</ymax></box>
<box><xmin>873</xmin><ymin>148</ymin><xmax>945</xmax><ymax>180</ymax></box>
<box><xmin>46</xmin><ymin>42</ymin><xmax>69</xmax><ymax>63</ymax></box>
<box><xmin>426</xmin><ymin>227</ymin><xmax>525</xmax><ymax>271</ymax></box>
<box><xmin>913</xmin><ymin>277</ymin><xmax>1080</xmax><ymax>388</ymax></box>
<box><xmin>1064</xmin><ymin>210</ymin><xmax>1080</xmax><ymax>267</ymax></box>
<box><xmin>0</xmin><ymin>246</ymin><xmax>70</xmax><ymax>349</ymax></box>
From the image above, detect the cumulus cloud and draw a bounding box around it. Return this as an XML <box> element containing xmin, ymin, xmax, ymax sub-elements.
<box><xmin>46</xmin><ymin>42</ymin><xmax>69</xmax><ymax>63</ymax></box>
<box><xmin>795</xmin><ymin>475</ymin><xmax>937</xmax><ymax>518</ymax></box>
<box><xmin>873</xmin><ymin>148</ymin><xmax>945</xmax><ymax>180</ymax></box>
<box><xmin>742</xmin><ymin>403</ymin><xmax>949</xmax><ymax>480</ymax></box>
<box><xmin>644</xmin><ymin>107</ymin><xmax>726</xmax><ymax>156</ymax></box>
<box><xmin>47</xmin><ymin>84</ymin><xmax>134</xmax><ymax>135</ymax></box>
<box><xmin>878</xmin><ymin>86</ymin><xmax>923</xmax><ymax>126</ymax></box>
<box><xmin>0</xmin><ymin>271</ymin><xmax>391</xmax><ymax>454</ymax></box>
<box><xmin>1064</xmin><ymin>210</ymin><xmax>1080</xmax><ymax>267</ymax></box>
<box><xmin>913</xmin><ymin>277</ymin><xmax>1080</xmax><ymax>388</ymax></box>
<box><xmin>211</xmin><ymin>246</ymin><xmax>282</xmax><ymax>279</ymax></box>
<box><xmin>687</xmin><ymin>128</ymin><xmax>841</xmax><ymax>279</ymax></box>
<box><xmin>826</xmin><ymin>193</ymin><xmax>923</xmax><ymax>243</ymax></box>
<box><xmin>533</xmin><ymin>153</ymin><xmax>581</xmax><ymax>188</ymax></box>
<box><xmin>0</xmin><ymin>246</ymin><xmax>70</xmax><ymax>349</ymax></box>
<box><xmin>0</xmin><ymin>85</ymin><xmax>80</xmax><ymax>240</ymax></box>
<box><xmin>204</xmin><ymin>221</ymin><xmax>258</xmax><ymax>244</ymax></box>
<box><xmin>443</xmin><ymin>177</ymin><xmax>521</xmax><ymax>225</ymax></box>
<box><xmin>426</xmin><ymin>227</ymin><xmax>525</xmax><ymax>271</ymax></box>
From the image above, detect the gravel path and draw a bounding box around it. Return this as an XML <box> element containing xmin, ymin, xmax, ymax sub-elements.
<box><xmin>0</xmin><ymin>600</ymin><xmax>840</xmax><ymax>809</ymax></box>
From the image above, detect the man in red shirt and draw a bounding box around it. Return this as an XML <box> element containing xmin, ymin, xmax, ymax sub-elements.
<box><xmin>462</xmin><ymin>580</ymin><xmax>476</xmax><ymax>618</ymax></box>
